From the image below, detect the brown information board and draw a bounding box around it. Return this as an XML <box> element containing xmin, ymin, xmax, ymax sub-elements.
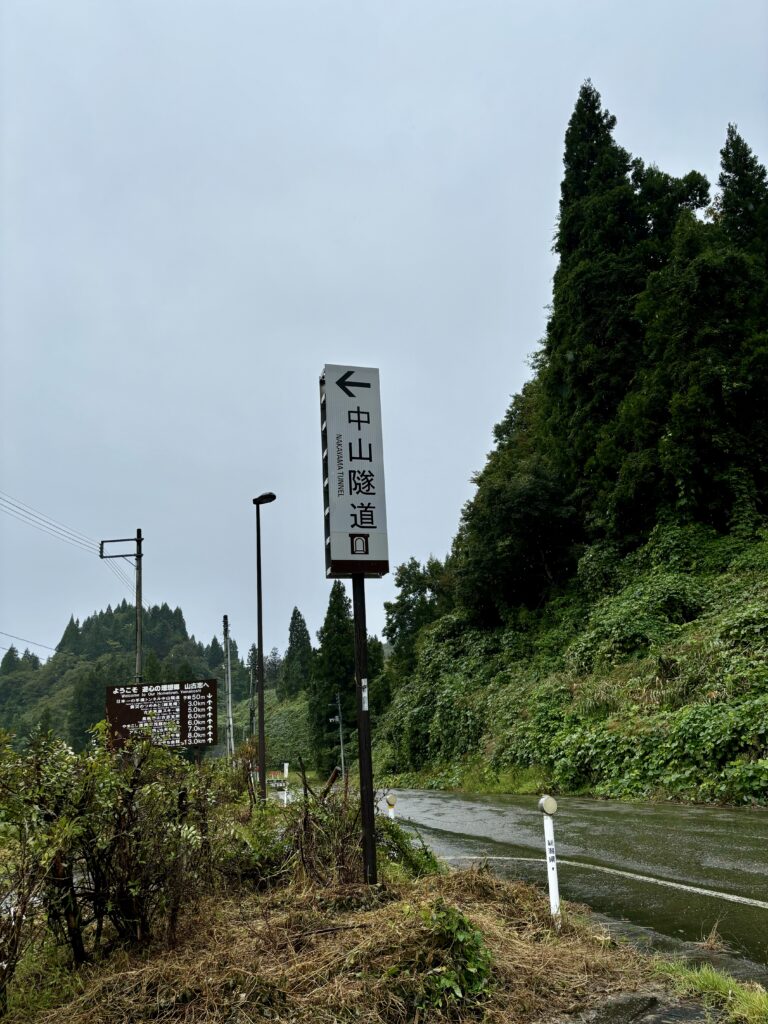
<box><xmin>106</xmin><ymin>679</ymin><xmax>217</xmax><ymax>747</ymax></box>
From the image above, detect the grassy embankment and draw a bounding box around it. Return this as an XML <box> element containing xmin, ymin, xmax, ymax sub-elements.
<box><xmin>376</xmin><ymin>527</ymin><xmax>768</xmax><ymax>804</ymax></box>
<box><xmin>9</xmin><ymin>811</ymin><xmax>767</xmax><ymax>1024</ymax></box>
<box><xmin>2</xmin><ymin>727</ymin><xmax>765</xmax><ymax>1024</ymax></box>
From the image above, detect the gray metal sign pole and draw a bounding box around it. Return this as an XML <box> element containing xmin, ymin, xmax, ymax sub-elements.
<box><xmin>253</xmin><ymin>492</ymin><xmax>276</xmax><ymax>802</ymax></box>
<box><xmin>352</xmin><ymin>574</ymin><xmax>377</xmax><ymax>885</ymax></box>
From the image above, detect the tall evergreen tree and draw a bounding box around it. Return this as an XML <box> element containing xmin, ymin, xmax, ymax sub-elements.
<box><xmin>453</xmin><ymin>379</ymin><xmax>578</xmax><ymax>622</ymax></box>
<box><xmin>67</xmin><ymin>656</ymin><xmax>128</xmax><ymax>750</ymax></box>
<box><xmin>264</xmin><ymin>647</ymin><xmax>283</xmax><ymax>690</ymax></box>
<box><xmin>206</xmin><ymin>635</ymin><xmax>224</xmax><ymax>670</ymax></box>
<box><xmin>451</xmin><ymin>83</ymin><xmax>717</xmax><ymax>621</ymax></box>
<box><xmin>542</xmin><ymin>81</ymin><xmax>708</xmax><ymax>537</ymax></box>
<box><xmin>542</xmin><ymin>80</ymin><xmax>642</xmax><ymax>494</ymax></box>
<box><xmin>598</xmin><ymin>128</ymin><xmax>768</xmax><ymax>538</ymax></box>
<box><xmin>0</xmin><ymin>646</ymin><xmax>20</xmax><ymax>674</ymax></box>
<box><xmin>280</xmin><ymin>608</ymin><xmax>313</xmax><ymax>699</ymax></box>
<box><xmin>143</xmin><ymin>649</ymin><xmax>162</xmax><ymax>682</ymax></box>
<box><xmin>57</xmin><ymin>616</ymin><xmax>81</xmax><ymax>655</ymax></box>
<box><xmin>718</xmin><ymin>124</ymin><xmax>768</xmax><ymax>255</ymax></box>
<box><xmin>19</xmin><ymin>650</ymin><xmax>41</xmax><ymax>671</ymax></box>
<box><xmin>383</xmin><ymin>558</ymin><xmax>451</xmax><ymax>678</ymax></box>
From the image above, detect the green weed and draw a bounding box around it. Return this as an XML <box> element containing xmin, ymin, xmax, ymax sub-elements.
<box><xmin>656</xmin><ymin>961</ymin><xmax>768</xmax><ymax>1024</ymax></box>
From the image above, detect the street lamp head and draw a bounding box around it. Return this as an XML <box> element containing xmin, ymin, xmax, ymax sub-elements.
<box><xmin>253</xmin><ymin>492</ymin><xmax>277</xmax><ymax>505</ymax></box>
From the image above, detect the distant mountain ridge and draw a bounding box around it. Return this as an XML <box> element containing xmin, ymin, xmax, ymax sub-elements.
<box><xmin>0</xmin><ymin>600</ymin><xmax>250</xmax><ymax>749</ymax></box>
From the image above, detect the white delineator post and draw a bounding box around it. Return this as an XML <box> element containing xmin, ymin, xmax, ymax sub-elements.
<box><xmin>538</xmin><ymin>795</ymin><xmax>561</xmax><ymax>928</ymax></box>
<box><xmin>283</xmin><ymin>762</ymin><xmax>289</xmax><ymax>806</ymax></box>
<box><xmin>385</xmin><ymin>793</ymin><xmax>397</xmax><ymax>820</ymax></box>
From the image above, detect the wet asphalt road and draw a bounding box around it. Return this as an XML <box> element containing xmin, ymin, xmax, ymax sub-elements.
<box><xmin>386</xmin><ymin>789</ymin><xmax>768</xmax><ymax>966</ymax></box>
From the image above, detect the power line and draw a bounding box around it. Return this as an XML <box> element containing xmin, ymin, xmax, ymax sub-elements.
<box><xmin>0</xmin><ymin>490</ymin><xmax>98</xmax><ymax>547</ymax></box>
<box><xmin>0</xmin><ymin>630</ymin><xmax>57</xmax><ymax>652</ymax></box>
<box><xmin>0</xmin><ymin>490</ymin><xmax>151</xmax><ymax>607</ymax></box>
<box><xmin>103</xmin><ymin>558</ymin><xmax>150</xmax><ymax>611</ymax></box>
<box><xmin>0</xmin><ymin>500</ymin><xmax>98</xmax><ymax>555</ymax></box>
<box><xmin>105</xmin><ymin>558</ymin><xmax>132</xmax><ymax>588</ymax></box>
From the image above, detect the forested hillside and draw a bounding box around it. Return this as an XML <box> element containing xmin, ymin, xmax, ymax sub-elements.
<box><xmin>0</xmin><ymin>589</ymin><xmax>383</xmax><ymax>774</ymax></box>
<box><xmin>373</xmin><ymin>83</ymin><xmax>768</xmax><ymax>803</ymax></box>
<box><xmin>0</xmin><ymin>601</ymin><xmax>253</xmax><ymax>750</ymax></box>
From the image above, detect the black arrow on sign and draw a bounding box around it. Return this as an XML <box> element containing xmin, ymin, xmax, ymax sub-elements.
<box><xmin>336</xmin><ymin>370</ymin><xmax>371</xmax><ymax>397</ymax></box>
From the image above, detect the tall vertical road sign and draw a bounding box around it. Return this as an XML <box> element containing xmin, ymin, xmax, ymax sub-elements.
<box><xmin>320</xmin><ymin>365</ymin><xmax>389</xmax><ymax>578</ymax></box>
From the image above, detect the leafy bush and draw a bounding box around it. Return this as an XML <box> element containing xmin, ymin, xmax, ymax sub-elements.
<box><xmin>376</xmin><ymin>817</ymin><xmax>440</xmax><ymax>878</ymax></box>
<box><xmin>492</xmin><ymin>679</ymin><xmax>574</xmax><ymax>771</ymax></box>
<box><xmin>0</xmin><ymin>724</ymin><xmax>271</xmax><ymax>989</ymax></box>
<box><xmin>576</xmin><ymin>542</ymin><xmax>622</xmax><ymax>600</ymax></box>
<box><xmin>550</xmin><ymin>695</ymin><xmax>768</xmax><ymax>801</ymax></box>
<box><xmin>429</xmin><ymin>677</ymin><xmax>488</xmax><ymax>764</ymax></box>
<box><xmin>717</xmin><ymin>601</ymin><xmax>768</xmax><ymax>655</ymax></box>
<box><xmin>567</xmin><ymin>570</ymin><xmax>705</xmax><ymax>673</ymax></box>
<box><xmin>391</xmin><ymin>899</ymin><xmax>493</xmax><ymax>1015</ymax></box>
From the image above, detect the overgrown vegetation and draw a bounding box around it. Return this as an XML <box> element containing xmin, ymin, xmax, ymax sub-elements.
<box><xmin>0</xmin><ymin>729</ymin><xmax>695</xmax><ymax>1023</ymax></box>
<box><xmin>374</xmin><ymin>84</ymin><xmax>768</xmax><ymax>803</ymax></box>
<box><xmin>377</xmin><ymin>527</ymin><xmax>768</xmax><ymax>802</ymax></box>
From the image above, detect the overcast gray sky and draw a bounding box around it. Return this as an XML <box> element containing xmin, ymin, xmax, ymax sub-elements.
<box><xmin>1</xmin><ymin>0</ymin><xmax>767</xmax><ymax>665</ymax></box>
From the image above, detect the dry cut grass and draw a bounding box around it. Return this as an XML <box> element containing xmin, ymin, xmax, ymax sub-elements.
<box><xmin>7</xmin><ymin>869</ymin><xmax>652</xmax><ymax>1024</ymax></box>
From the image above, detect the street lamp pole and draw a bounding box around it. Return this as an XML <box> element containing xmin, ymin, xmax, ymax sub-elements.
<box><xmin>253</xmin><ymin>492</ymin><xmax>276</xmax><ymax>802</ymax></box>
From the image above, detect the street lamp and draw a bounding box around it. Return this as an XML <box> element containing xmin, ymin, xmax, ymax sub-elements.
<box><xmin>253</xmin><ymin>492</ymin><xmax>276</xmax><ymax>801</ymax></box>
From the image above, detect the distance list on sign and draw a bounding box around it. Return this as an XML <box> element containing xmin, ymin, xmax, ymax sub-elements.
<box><xmin>106</xmin><ymin>679</ymin><xmax>218</xmax><ymax>748</ymax></box>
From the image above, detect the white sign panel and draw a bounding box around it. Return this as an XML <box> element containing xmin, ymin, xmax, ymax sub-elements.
<box><xmin>320</xmin><ymin>364</ymin><xmax>389</xmax><ymax>577</ymax></box>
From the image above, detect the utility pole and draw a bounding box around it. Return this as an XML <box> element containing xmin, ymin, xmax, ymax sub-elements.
<box><xmin>331</xmin><ymin>693</ymin><xmax>346</xmax><ymax>779</ymax></box>
<box><xmin>249</xmin><ymin>658</ymin><xmax>255</xmax><ymax>739</ymax></box>
<box><xmin>100</xmin><ymin>529</ymin><xmax>143</xmax><ymax>683</ymax></box>
<box><xmin>223</xmin><ymin>615</ymin><xmax>235</xmax><ymax>756</ymax></box>
<box><xmin>135</xmin><ymin>529</ymin><xmax>143</xmax><ymax>682</ymax></box>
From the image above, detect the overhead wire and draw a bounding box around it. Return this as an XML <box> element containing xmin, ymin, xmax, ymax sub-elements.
<box><xmin>0</xmin><ymin>630</ymin><xmax>57</xmax><ymax>652</ymax></box>
<box><xmin>0</xmin><ymin>499</ymin><xmax>99</xmax><ymax>555</ymax></box>
<box><xmin>0</xmin><ymin>490</ymin><xmax>99</xmax><ymax>548</ymax></box>
<box><xmin>0</xmin><ymin>490</ymin><xmax>151</xmax><ymax>610</ymax></box>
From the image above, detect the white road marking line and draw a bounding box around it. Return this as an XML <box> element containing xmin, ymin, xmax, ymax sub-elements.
<box><xmin>441</xmin><ymin>855</ymin><xmax>768</xmax><ymax>910</ymax></box>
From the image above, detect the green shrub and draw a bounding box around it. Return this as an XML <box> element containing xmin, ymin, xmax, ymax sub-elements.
<box><xmin>375</xmin><ymin>817</ymin><xmax>440</xmax><ymax>878</ymax></box>
<box><xmin>576</xmin><ymin>542</ymin><xmax>622</xmax><ymax>600</ymax></box>
<box><xmin>549</xmin><ymin>696</ymin><xmax>768</xmax><ymax>801</ymax></box>
<box><xmin>567</xmin><ymin>570</ymin><xmax>705</xmax><ymax>673</ymax></box>
<box><xmin>429</xmin><ymin>677</ymin><xmax>488</xmax><ymax>764</ymax></box>
<box><xmin>392</xmin><ymin>899</ymin><xmax>493</xmax><ymax>1014</ymax></box>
